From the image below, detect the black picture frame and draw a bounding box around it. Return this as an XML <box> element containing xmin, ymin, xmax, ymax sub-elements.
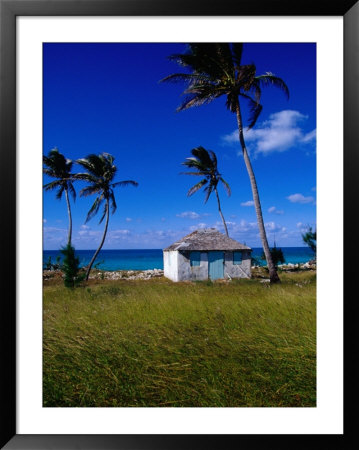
<box><xmin>1</xmin><ymin>0</ymin><xmax>357</xmax><ymax>448</ymax></box>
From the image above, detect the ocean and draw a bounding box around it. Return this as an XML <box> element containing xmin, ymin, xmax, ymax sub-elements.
<box><xmin>43</xmin><ymin>247</ymin><xmax>315</xmax><ymax>271</ymax></box>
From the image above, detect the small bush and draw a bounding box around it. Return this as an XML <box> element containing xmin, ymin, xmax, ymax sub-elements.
<box><xmin>261</xmin><ymin>245</ymin><xmax>285</xmax><ymax>268</ymax></box>
<box><xmin>60</xmin><ymin>244</ymin><xmax>85</xmax><ymax>288</ymax></box>
<box><xmin>44</xmin><ymin>254</ymin><xmax>62</xmax><ymax>271</ymax></box>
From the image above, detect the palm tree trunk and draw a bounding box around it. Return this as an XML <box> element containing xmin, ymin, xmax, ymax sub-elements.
<box><xmin>64</xmin><ymin>188</ymin><xmax>72</xmax><ymax>246</ymax></box>
<box><xmin>214</xmin><ymin>187</ymin><xmax>229</xmax><ymax>237</ymax></box>
<box><xmin>235</xmin><ymin>101</ymin><xmax>280</xmax><ymax>283</ymax></box>
<box><xmin>85</xmin><ymin>199</ymin><xmax>110</xmax><ymax>281</ymax></box>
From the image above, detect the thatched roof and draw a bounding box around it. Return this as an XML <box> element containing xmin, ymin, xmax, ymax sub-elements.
<box><xmin>164</xmin><ymin>228</ymin><xmax>252</xmax><ymax>252</ymax></box>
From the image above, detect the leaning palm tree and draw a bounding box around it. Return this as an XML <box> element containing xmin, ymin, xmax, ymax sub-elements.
<box><xmin>181</xmin><ymin>146</ymin><xmax>231</xmax><ymax>236</ymax></box>
<box><xmin>161</xmin><ymin>43</ymin><xmax>289</xmax><ymax>283</ymax></box>
<box><xmin>43</xmin><ymin>148</ymin><xmax>76</xmax><ymax>246</ymax></box>
<box><xmin>74</xmin><ymin>153</ymin><xmax>138</xmax><ymax>281</ymax></box>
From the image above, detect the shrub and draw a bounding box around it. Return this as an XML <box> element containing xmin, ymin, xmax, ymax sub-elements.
<box><xmin>261</xmin><ymin>245</ymin><xmax>285</xmax><ymax>269</ymax></box>
<box><xmin>302</xmin><ymin>226</ymin><xmax>316</xmax><ymax>257</ymax></box>
<box><xmin>60</xmin><ymin>244</ymin><xmax>85</xmax><ymax>288</ymax></box>
<box><xmin>44</xmin><ymin>254</ymin><xmax>62</xmax><ymax>271</ymax></box>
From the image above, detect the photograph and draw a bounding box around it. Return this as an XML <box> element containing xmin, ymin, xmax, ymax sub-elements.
<box><xmin>1</xmin><ymin>0</ymin><xmax>356</xmax><ymax>445</ymax></box>
<box><xmin>42</xmin><ymin>42</ymin><xmax>317</xmax><ymax>408</ymax></box>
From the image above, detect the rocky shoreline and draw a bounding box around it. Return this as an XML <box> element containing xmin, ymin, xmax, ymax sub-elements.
<box><xmin>43</xmin><ymin>268</ymin><xmax>165</xmax><ymax>281</ymax></box>
<box><xmin>260</xmin><ymin>260</ymin><xmax>316</xmax><ymax>271</ymax></box>
<box><xmin>43</xmin><ymin>260</ymin><xmax>315</xmax><ymax>282</ymax></box>
<box><xmin>89</xmin><ymin>268</ymin><xmax>164</xmax><ymax>280</ymax></box>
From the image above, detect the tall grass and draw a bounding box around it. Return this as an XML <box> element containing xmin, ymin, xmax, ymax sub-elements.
<box><xmin>43</xmin><ymin>272</ymin><xmax>316</xmax><ymax>407</ymax></box>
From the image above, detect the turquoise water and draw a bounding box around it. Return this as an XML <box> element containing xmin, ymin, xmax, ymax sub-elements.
<box><xmin>43</xmin><ymin>247</ymin><xmax>315</xmax><ymax>271</ymax></box>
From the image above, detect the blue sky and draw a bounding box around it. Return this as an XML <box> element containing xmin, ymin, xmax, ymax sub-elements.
<box><xmin>43</xmin><ymin>43</ymin><xmax>316</xmax><ymax>250</ymax></box>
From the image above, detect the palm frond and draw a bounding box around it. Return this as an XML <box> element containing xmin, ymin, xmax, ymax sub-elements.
<box><xmin>203</xmin><ymin>184</ymin><xmax>214</xmax><ymax>204</ymax></box>
<box><xmin>111</xmin><ymin>180</ymin><xmax>139</xmax><ymax>188</ymax></box>
<box><xmin>220</xmin><ymin>177</ymin><xmax>231</xmax><ymax>196</ymax></box>
<box><xmin>177</xmin><ymin>91</ymin><xmax>219</xmax><ymax>112</ymax></box>
<box><xmin>177</xmin><ymin>81</ymin><xmax>226</xmax><ymax>111</ymax></box>
<box><xmin>43</xmin><ymin>148</ymin><xmax>73</xmax><ymax>179</ymax></box>
<box><xmin>79</xmin><ymin>185</ymin><xmax>102</xmax><ymax>197</ymax></box>
<box><xmin>247</xmin><ymin>79</ymin><xmax>262</xmax><ymax>104</ymax></box>
<box><xmin>55</xmin><ymin>185</ymin><xmax>65</xmax><ymax>200</ymax></box>
<box><xmin>68</xmin><ymin>181</ymin><xmax>76</xmax><ymax>201</ymax></box>
<box><xmin>72</xmin><ymin>172</ymin><xmax>99</xmax><ymax>184</ymax></box>
<box><xmin>247</xmin><ymin>101</ymin><xmax>263</xmax><ymax>130</ymax></box>
<box><xmin>182</xmin><ymin>156</ymin><xmax>203</xmax><ymax>165</ymax></box>
<box><xmin>168</xmin><ymin>46</ymin><xmax>226</xmax><ymax>78</ymax></box>
<box><xmin>225</xmin><ymin>92</ymin><xmax>240</xmax><ymax>113</ymax></box>
<box><xmin>187</xmin><ymin>179</ymin><xmax>208</xmax><ymax>197</ymax></box>
<box><xmin>85</xmin><ymin>196</ymin><xmax>104</xmax><ymax>223</ymax></box>
<box><xmin>109</xmin><ymin>191</ymin><xmax>117</xmax><ymax>215</ymax></box>
<box><xmin>182</xmin><ymin>158</ymin><xmax>208</xmax><ymax>172</ymax></box>
<box><xmin>75</xmin><ymin>157</ymin><xmax>95</xmax><ymax>172</ymax></box>
<box><xmin>43</xmin><ymin>167</ymin><xmax>56</xmax><ymax>177</ymax></box>
<box><xmin>190</xmin><ymin>146</ymin><xmax>215</xmax><ymax>169</ymax></box>
<box><xmin>240</xmin><ymin>92</ymin><xmax>263</xmax><ymax>129</ymax></box>
<box><xmin>43</xmin><ymin>180</ymin><xmax>63</xmax><ymax>191</ymax></box>
<box><xmin>98</xmin><ymin>201</ymin><xmax>108</xmax><ymax>224</ymax></box>
<box><xmin>101</xmin><ymin>152</ymin><xmax>115</xmax><ymax>166</ymax></box>
<box><xmin>207</xmin><ymin>150</ymin><xmax>217</xmax><ymax>168</ymax></box>
<box><xmin>213</xmin><ymin>43</ymin><xmax>235</xmax><ymax>77</ymax></box>
<box><xmin>76</xmin><ymin>155</ymin><xmax>105</xmax><ymax>178</ymax></box>
<box><xmin>179</xmin><ymin>171</ymin><xmax>207</xmax><ymax>176</ymax></box>
<box><xmin>43</xmin><ymin>156</ymin><xmax>55</xmax><ymax>169</ymax></box>
<box><xmin>239</xmin><ymin>64</ymin><xmax>257</xmax><ymax>92</ymax></box>
<box><xmin>256</xmin><ymin>73</ymin><xmax>289</xmax><ymax>99</ymax></box>
<box><xmin>160</xmin><ymin>73</ymin><xmax>210</xmax><ymax>84</ymax></box>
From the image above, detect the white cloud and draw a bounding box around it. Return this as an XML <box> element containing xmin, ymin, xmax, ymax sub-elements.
<box><xmin>43</xmin><ymin>219</ymin><xmax>47</xmax><ymax>223</ymax></box>
<box><xmin>43</xmin><ymin>226</ymin><xmax>66</xmax><ymax>233</ymax></box>
<box><xmin>78</xmin><ymin>230</ymin><xmax>101</xmax><ymax>237</ymax></box>
<box><xmin>115</xmin><ymin>228</ymin><xmax>183</xmax><ymax>247</ymax></box>
<box><xmin>222</xmin><ymin>110</ymin><xmax>316</xmax><ymax>155</ymax></box>
<box><xmin>43</xmin><ymin>226</ymin><xmax>67</xmax><ymax>245</ymax></box>
<box><xmin>296</xmin><ymin>222</ymin><xmax>316</xmax><ymax>233</ymax></box>
<box><xmin>125</xmin><ymin>217</ymin><xmax>132</xmax><ymax>222</ymax></box>
<box><xmin>109</xmin><ymin>229</ymin><xmax>130</xmax><ymax>236</ymax></box>
<box><xmin>74</xmin><ymin>228</ymin><xmax>131</xmax><ymax>247</ymax></box>
<box><xmin>268</xmin><ymin>206</ymin><xmax>284</xmax><ymax>215</ymax></box>
<box><xmin>241</xmin><ymin>200</ymin><xmax>254</xmax><ymax>207</ymax></box>
<box><xmin>176</xmin><ymin>211</ymin><xmax>200</xmax><ymax>219</ymax></box>
<box><xmin>210</xmin><ymin>219</ymin><xmax>287</xmax><ymax>246</ymax></box>
<box><xmin>189</xmin><ymin>222</ymin><xmax>207</xmax><ymax>231</ymax></box>
<box><xmin>265</xmin><ymin>221</ymin><xmax>286</xmax><ymax>233</ymax></box>
<box><xmin>301</xmin><ymin>129</ymin><xmax>316</xmax><ymax>143</ymax></box>
<box><xmin>287</xmin><ymin>193</ymin><xmax>315</xmax><ymax>204</ymax></box>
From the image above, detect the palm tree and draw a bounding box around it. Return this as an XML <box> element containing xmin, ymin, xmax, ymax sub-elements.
<box><xmin>43</xmin><ymin>148</ymin><xmax>76</xmax><ymax>246</ymax></box>
<box><xmin>181</xmin><ymin>146</ymin><xmax>231</xmax><ymax>236</ymax></box>
<box><xmin>74</xmin><ymin>153</ymin><xmax>138</xmax><ymax>281</ymax></box>
<box><xmin>161</xmin><ymin>44</ymin><xmax>289</xmax><ymax>283</ymax></box>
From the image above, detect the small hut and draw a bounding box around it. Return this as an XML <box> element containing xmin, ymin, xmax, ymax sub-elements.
<box><xmin>163</xmin><ymin>228</ymin><xmax>252</xmax><ymax>282</ymax></box>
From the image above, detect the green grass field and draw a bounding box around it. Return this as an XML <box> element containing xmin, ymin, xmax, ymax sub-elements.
<box><xmin>43</xmin><ymin>271</ymin><xmax>316</xmax><ymax>407</ymax></box>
